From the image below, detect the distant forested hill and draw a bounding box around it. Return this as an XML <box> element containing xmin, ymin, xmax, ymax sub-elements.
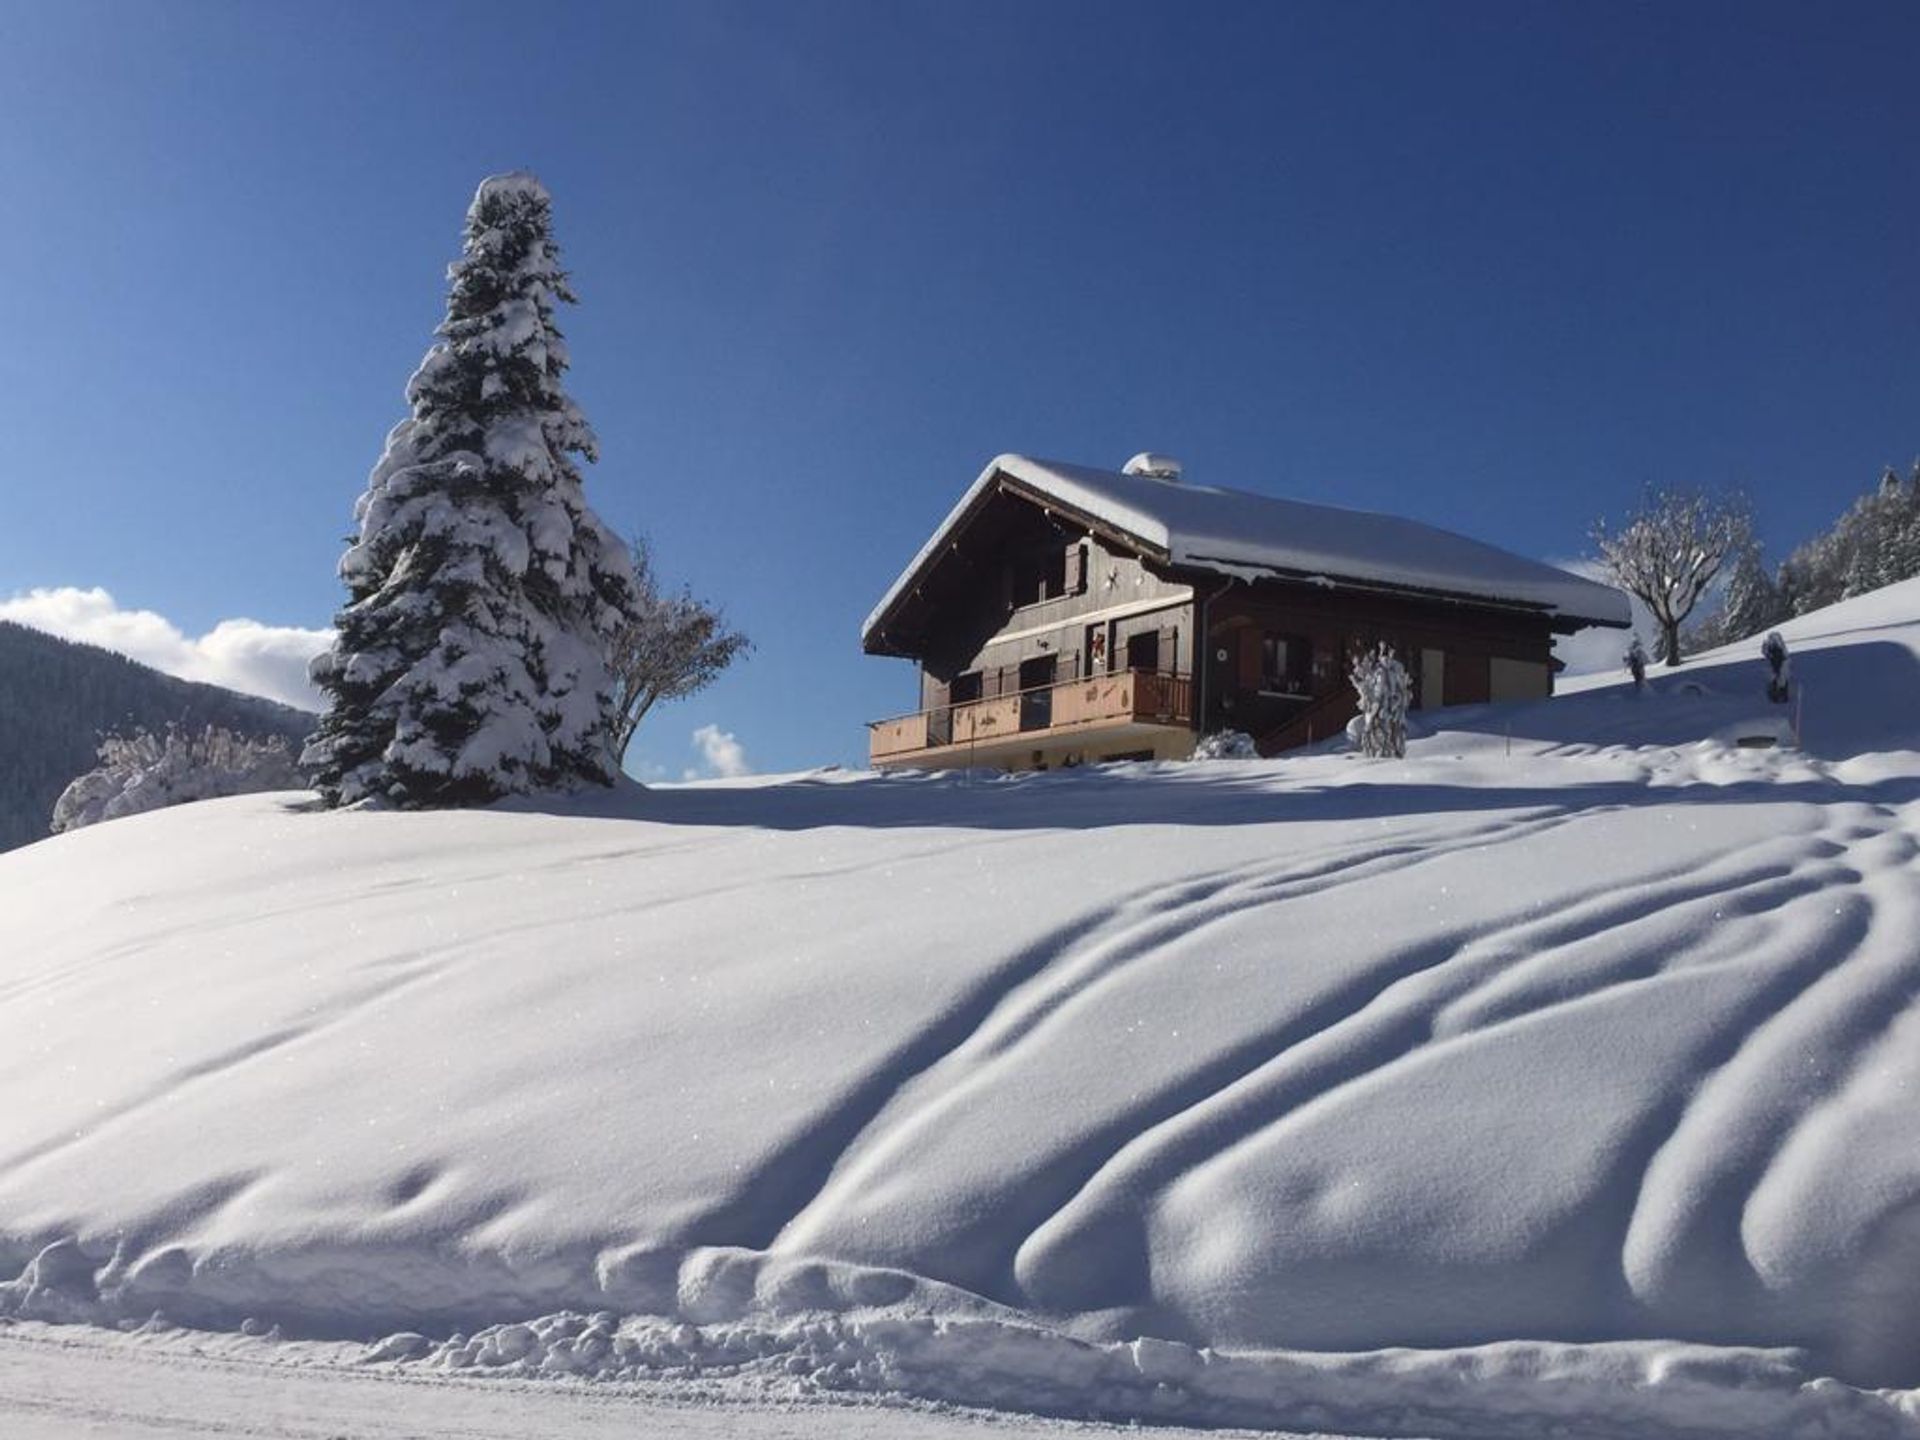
<box><xmin>0</xmin><ymin>622</ymin><xmax>314</xmax><ymax>853</ymax></box>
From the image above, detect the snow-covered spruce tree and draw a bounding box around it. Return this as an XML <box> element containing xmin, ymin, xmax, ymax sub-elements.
<box><xmin>304</xmin><ymin>174</ymin><xmax>639</xmax><ymax>808</ymax></box>
<box><xmin>1681</xmin><ymin>533</ymin><xmax>1786</xmax><ymax>655</ymax></box>
<box><xmin>1349</xmin><ymin>643</ymin><xmax>1409</xmax><ymax>759</ymax></box>
<box><xmin>1717</xmin><ymin>535</ymin><xmax>1786</xmax><ymax>644</ymax></box>
<box><xmin>1771</xmin><ymin>461</ymin><xmax>1920</xmax><ymax>618</ymax></box>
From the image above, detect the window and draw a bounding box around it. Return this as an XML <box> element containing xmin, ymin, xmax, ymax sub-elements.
<box><xmin>1009</xmin><ymin>543</ymin><xmax>1079</xmax><ymax>607</ymax></box>
<box><xmin>1018</xmin><ymin>655</ymin><xmax>1057</xmax><ymax>731</ymax></box>
<box><xmin>1009</xmin><ymin>548</ymin><xmax>1067</xmax><ymax>607</ymax></box>
<box><xmin>1260</xmin><ymin>633</ymin><xmax>1313</xmax><ymax>694</ymax></box>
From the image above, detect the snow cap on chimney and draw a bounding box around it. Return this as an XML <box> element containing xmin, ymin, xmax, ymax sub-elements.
<box><xmin>1123</xmin><ymin>452</ymin><xmax>1183</xmax><ymax>482</ymax></box>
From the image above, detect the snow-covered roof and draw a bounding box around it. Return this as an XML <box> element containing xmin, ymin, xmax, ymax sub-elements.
<box><xmin>864</xmin><ymin>454</ymin><xmax>1631</xmax><ymax>642</ymax></box>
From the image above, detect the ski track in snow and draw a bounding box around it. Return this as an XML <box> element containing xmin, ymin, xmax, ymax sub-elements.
<box><xmin>4</xmin><ymin>579</ymin><xmax>1920</xmax><ymax>1437</ymax></box>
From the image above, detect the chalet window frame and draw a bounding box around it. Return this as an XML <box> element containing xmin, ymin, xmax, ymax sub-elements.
<box><xmin>1004</xmin><ymin>540</ymin><xmax>1092</xmax><ymax>616</ymax></box>
<box><xmin>1258</xmin><ymin>631</ymin><xmax>1315</xmax><ymax>697</ymax></box>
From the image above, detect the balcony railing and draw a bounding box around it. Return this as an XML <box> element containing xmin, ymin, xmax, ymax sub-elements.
<box><xmin>869</xmin><ymin>669</ymin><xmax>1193</xmax><ymax>764</ymax></box>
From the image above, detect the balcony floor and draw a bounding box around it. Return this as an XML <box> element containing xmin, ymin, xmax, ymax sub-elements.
<box><xmin>871</xmin><ymin>717</ymin><xmax>1194</xmax><ymax>770</ymax></box>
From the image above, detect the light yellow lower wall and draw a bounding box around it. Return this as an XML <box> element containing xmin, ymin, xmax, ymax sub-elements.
<box><xmin>998</xmin><ymin>732</ymin><xmax>1197</xmax><ymax>771</ymax></box>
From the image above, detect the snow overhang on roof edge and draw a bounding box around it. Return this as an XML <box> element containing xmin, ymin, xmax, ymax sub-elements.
<box><xmin>862</xmin><ymin>454</ymin><xmax>1632</xmax><ymax>648</ymax></box>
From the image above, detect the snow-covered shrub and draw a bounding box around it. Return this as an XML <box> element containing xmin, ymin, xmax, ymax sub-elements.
<box><xmin>1349</xmin><ymin>643</ymin><xmax>1410</xmax><ymax>759</ymax></box>
<box><xmin>1763</xmin><ymin>631</ymin><xmax>1792</xmax><ymax>704</ymax></box>
<box><xmin>304</xmin><ymin>172</ymin><xmax>642</xmax><ymax>809</ymax></box>
<box><xmin>51</xmin><ymin>725</ymin><xmax>303</xmax><ymax>833</ymax></box>
<box><xmin>1192</xmin><ymin>729</ymin><xmax>1258</xmax><ymax>761</ymax></box>
<box><xmin>1626</xmin><ymin>636</ymin><xmax>1648</xmax><ymax>691</ymax></box>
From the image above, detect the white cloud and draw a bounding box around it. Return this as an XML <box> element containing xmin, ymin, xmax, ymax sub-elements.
<box><xmin>0</xmin><ymin>586</ymin><xmax>332</xmax><ymax>712</ymax></box>
<box><xmin>685</xmin><ymin>723</ymin><xmax>752</xmax><ymax>780</ymax></box>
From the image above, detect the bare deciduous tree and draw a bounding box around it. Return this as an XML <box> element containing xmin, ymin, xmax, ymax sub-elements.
<box><xmin>608</xmin><ymin>535</ymin><xmax>751</xmax><ymax>761</ymax></box>
<box><xmin>1592</xmin><ymin>488</ymin><xmax>1751</xmax><ymax>666</ymax></box>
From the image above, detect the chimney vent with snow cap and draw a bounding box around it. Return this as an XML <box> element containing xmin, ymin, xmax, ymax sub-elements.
<box><xmin>1122</xmin><ymin>452</ymin><xmax>1183</xmax><ymax>482</ymax></box>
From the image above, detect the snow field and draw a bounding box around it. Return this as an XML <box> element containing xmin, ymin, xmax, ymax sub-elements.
<box><xmin>3</xmin><ymin>579</ymin><xmax>1920</xmax><ymax>1436</ymax></box>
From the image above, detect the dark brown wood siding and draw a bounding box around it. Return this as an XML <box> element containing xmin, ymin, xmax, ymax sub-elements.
<box><xmin>914</xmin><ymin>507</ymin><xmax>1196</xmax><ymax>693</ymax></box>
<box><xmin>1204</xmin><ymin>582</ymin><xmax>1555</xmax><ymax>753</ymax></box>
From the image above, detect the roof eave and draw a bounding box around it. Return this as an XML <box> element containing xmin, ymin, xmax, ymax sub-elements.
<box><xmin>860</xmin><ymin>456</ymin><xmax>1166</xmax><ymax>654</ymax></box>
<box><xmin>1172</xmin><ymin>551</ymin><xmax>1632</xmax><ymax>631</ymax></box>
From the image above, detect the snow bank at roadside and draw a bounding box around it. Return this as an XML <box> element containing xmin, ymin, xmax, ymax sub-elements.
<box><xmin>384</xmin><ymin>1304</ymin><xmax>1920</xmax><ymax>1440</ymax></box>
<box><xmin>3</xmin><ymin>581</ymin><xmax>1920</xmax><ymax>1436</ymax></box>
<box><xmin>9</xmin><ymin>1248</ymin><xmax>1916</xmax><ymax>1439</ymax></box>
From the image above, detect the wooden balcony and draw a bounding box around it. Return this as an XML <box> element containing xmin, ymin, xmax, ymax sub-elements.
<box><xmin>869</xmin><ymin>669</ymin><xmax>1194</xmax><ymax>768</ymax></box>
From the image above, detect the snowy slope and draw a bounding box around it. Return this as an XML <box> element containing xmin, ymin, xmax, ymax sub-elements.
<box><xmin>3</xmin><ymin>584</ymin><xmax>1920</xmax><ymax>1437</ymax></box>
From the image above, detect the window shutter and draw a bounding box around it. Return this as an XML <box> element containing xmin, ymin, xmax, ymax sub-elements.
<box><xmin>1064</xmin><ymin>543</ymin><xmax>1086</xmax><ymax>595</ymax></box>
<box><xmin>1159</xmin><ymin>626</ymin><xmax>1179</xmax><ymax>674</ymax></box>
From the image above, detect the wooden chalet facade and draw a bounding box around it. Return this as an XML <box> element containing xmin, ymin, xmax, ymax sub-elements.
<box><xmin>863</xmin><ymin>454</ymin><xmax>1630</xmax><ymax>771</ymax></box>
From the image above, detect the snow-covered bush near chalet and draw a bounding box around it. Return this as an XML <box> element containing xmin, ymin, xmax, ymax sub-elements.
<box><xmin>303</xmin><ymin>172</ymin><xmax>641</xmax><ymax>809</ymax></box>
<box><xmin>1192</xmin><ymin>729</ymin><xmax>1258</xmax><ymax>760</ymax></box>
<box><xmin>1350</xmin><ymin>643</ymin><xmax>1410</xmax><ymax>758</ymax></box>
<box><xmin>50</xmin><ymin>725</ymin><xmax>302</xmax><ymax>833</ymax></box>
<box><xmin>1763</xmin><ymin>630</ymin><xmax>1793</xmax><ymax>703</ymax></box>
<box><xmin>1626</xmin><ymin>635</ymin><xmax>1649</xmax><ymax>691</ymax></box>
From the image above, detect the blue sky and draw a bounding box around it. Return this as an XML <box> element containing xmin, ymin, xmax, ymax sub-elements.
<box><xmin>0</xmin><ymin>1</ymin><xmax>1914</xmax><ymax>775</ymax></box>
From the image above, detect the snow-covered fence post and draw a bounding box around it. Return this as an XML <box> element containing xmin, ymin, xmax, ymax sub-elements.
<box><xmin>1349</xmin><ymin>643</ymin><xmax>1409</xmax><ymax>759</ymax></box>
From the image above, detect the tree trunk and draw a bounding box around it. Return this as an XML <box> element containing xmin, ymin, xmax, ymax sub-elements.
<box><xmin>1662</xmin><ymin>620</ymin><xmax>1682</xmax><ymax>666</ymax></box>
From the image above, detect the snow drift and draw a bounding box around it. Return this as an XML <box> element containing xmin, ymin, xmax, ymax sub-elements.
<box><xmin>3</xmin><ymin>581</ymin><xmax>1920</xmax><ymax>1437</ymax></box>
